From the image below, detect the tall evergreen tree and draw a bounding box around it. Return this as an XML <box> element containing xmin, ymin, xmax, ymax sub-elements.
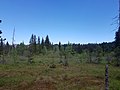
<box><xmin>115</xmin><ymin>27</ymin><xmax>120</xmax><ymax>66</ymax></box>
<box><xmin>59</xmin><ymin>42</ymin><xmax>61</xmax><ymax>51</ymax></box>
<box><xmin>0</xmin><ymin>22</ymin><xmax>2</xmax><ymax>56</ymax></box>
<box><xmin>38</xmin><ymin>36</ymin><xmax>41</xmax><ymax>53</ymax></box>
<box><xmin>29</xmin><ymin>34</ymin><xmax>34</xmax><ymax>44</ymax></box>
<box><xmin>0</xmin><ymin>36</ymin><xmax>3</xmax><ymax>55</ymax></box>
<box><xmin>29</xmin><ymin>34</ymin><xmax>37</xmax><ymax>55</ymax></box>
<box><xmin>0</xmin><ymin>31</ymin><xmax>6</xmax><ymax>63</ymax></box>
<box><xmin>45</xmin><ymin>35</ymin><xmax>51</xmax><ymax>49</ymax></box>
<box><xmin>115</xmin><ymin>27</ymin><xmax>120</xmax><ymax>48</ymax></box>
<box><xmin>41</xmin><ymin>37</ymin><xmax>45</xmax><ymax>49</ymax></box>
<box><xmin>33</xmin><ymin>35</ymin><xmax>37</xmax><ymax>53</ymax></box>
<box><xmin>0</xmin><ymin>21</ymin><xmax>6</xmax><ymax>63</ymax></box>
<box><xmin>5</xmin><ymin>41</ymin><xmax>10</xmax><ymax>55</ymax></box>
<box><xmin>114</xmin><ymin>0</ymin><xmax>120</xmax><ymax>66</ymax></box>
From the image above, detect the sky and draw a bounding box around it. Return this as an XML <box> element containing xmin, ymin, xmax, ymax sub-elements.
<box><xmin>0</xmin><ymin>0</ymin><xmax>118</xmax><ymax>44</ymax></box>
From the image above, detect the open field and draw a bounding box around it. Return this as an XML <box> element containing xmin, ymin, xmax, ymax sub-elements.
<box><xmin>0</xmin><ymin>56</ymin><xmax>120</xmax><ymax>90</ymax></box>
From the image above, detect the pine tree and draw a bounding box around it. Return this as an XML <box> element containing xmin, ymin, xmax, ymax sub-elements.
<box><xmin>0</xmin><ymin>21</ymin><xmax>3</xmax><ymax>55</ymax></box>
<box><xmin>115</xmin><ymin>27</ymin><xmax>120</xmax><ymax>48</ymax></box>
<box><xmin>33</xmin><ymin>35</ymin><xmax>37</xmax><ymax>54</ymax></box>
<box><xmin>5</xmin><ymin>41</ymin><xmax>10</xmax><ymax>55</ymax></box>
<box><xmin>115</xmin><ymin>27</ymin><xmax>120</xmax><ymax>66</ymax></box>
<box><xmin>29</xmin><ymin>34</ymin><xmax>34</xmax><ymax>44</ymax></box>
<box><xmin>0</xmin><ymin>21</ymin><xmax>6</xmax><ymax>63</ymax></box>
<box><xmin>114</xmin><ymin>0</ymin><xmax>120</xmax><ymax>66</ymax></box>
<box><xmin>38</xmin><ymin>36</ymin><xmax>41</xmax><ymax>54</ymax></box>
<box><xmin>41</xmin><ymin>37</ymin><xmax>45</xmax><ymax>49</ymax></box>
<box><xmin>29</xmin><ymin>34</ymin><xmax>37</xmax><ymax>55</ymax></box>
<box><xmin>45</xmin><ymin>35</ymin><xmax>51</xmax><ymax>49</ymax></box>
<box><xmin>0</xmin><ymin>36</ymin><xmax>3</xmax><ymax>56</ymax></box>
<box><xmin>59</xmin><ymin>42</ymin><xmax>61</xmax><ymax>51</ymax></box>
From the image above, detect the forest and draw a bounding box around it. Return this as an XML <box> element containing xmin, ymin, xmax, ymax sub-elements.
<box><xmin>0</xmin><ymin>20</ymin><xmax>120</xmax><ymax>90</ymax></box>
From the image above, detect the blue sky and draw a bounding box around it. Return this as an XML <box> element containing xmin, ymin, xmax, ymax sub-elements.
<box><xmin>0</xmin><ymin>0</ymin><xmax>118</xmax><ymax>44</ymax></box>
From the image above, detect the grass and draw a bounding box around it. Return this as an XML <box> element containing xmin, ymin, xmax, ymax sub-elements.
<box><xmin>0</xmin><ymin>55</ymin><xmax>120</xmax><ymax>90</ymax></box>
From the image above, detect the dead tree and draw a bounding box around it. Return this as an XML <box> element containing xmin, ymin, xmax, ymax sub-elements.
<box><xmin>105</xmin><ymin>64</ymin><xmax>109</xmax><ymax>90</ymax></box>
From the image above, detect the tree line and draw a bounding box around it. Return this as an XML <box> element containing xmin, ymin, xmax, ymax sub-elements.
<box><xmin>0</xmin><ymin>20</ymin><xmax>120</xmax><ymax>66</ymax></box>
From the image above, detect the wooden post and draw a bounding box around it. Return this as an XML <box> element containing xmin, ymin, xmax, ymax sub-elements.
<box><xmin>105</xmin><ymin>64</ymin><xmax>109</xmax><ymax>90</ymax></box>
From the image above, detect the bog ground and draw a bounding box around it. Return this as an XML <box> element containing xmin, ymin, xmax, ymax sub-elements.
<box><xmin>0</xmin><ymin>56</ymin><xmax>120</xmax><ymax>90</ymax></box>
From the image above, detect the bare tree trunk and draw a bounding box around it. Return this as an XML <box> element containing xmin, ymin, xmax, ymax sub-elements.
<box><xmin>105</xmin><ymin>64</ymin><xmax>109</xmax><ymax>90</ymax></box>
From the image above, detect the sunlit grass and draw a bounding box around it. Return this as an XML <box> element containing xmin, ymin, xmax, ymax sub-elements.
<box><xmin>0</xmin><ymin>55</ymin><xmax>120</xmax><ymax>90</ymax></box>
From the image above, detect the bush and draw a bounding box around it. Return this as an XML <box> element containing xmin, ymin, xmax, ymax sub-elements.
<box><xmin>49</xmin><ymin>64</ymin><xmax>56</xmax><ymax>68</ymax></box>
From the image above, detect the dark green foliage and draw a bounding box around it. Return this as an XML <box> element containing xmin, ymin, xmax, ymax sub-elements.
<box><xmin>29</xmin><ymin>34</ymin><xmax>34</xmax><ymax>55</ymax></box>
<box><xmin>28</xmin><ymin>57</ymin><xmax>35</xmax><ymax>64</ymax></box>
<box><xmin>4</xmin><ymin>41</ymin><xmax>10</xmax><ymax>55</ymax></box>
<box><xmin>41</xmin><ymin>37</ymin><xmax>45</xmax><ymax>49</ymax></box>
<box><xmin>38</xmin><ymin>36</ymin><xmax>41</xmax><ymax>54</ymax></box>
<box><xmin>0</xmin><ymin>38</ymin><xmax>3</xmax><ymax>55</ymax></box>
<box><xmin>114</xmin><ymin>47</ymin><xmax>120</xmax><ymax>66</ymax></box>
<box><xmin>45</xmin><ymin>35</ymin><xmax>51</xmax><ymax>50</ymax></box>
<box><xmin>59</xmin><ymin>42</ymin><xmax>61</xmax><ymax>51</ymax></box>
<box><xmin>33</xmin><ymin>35</ymin><xmax>37</xmax><ymax>53</ymax></box>
<box><xmin>115</xmin><ymin>27</ymin><xmax>120</xmax><ymax>48</ymax></box>
<box><xmin>0</xmin><ymin>30</ymin><xmax>6</xmax><ymax>64</ymax></box>
<box><xmin>29</xmin><ymin>34</ymin><xmax>37</xmax><ymax>55</ymax></box>
<box><xmin>41</xmin><ymin>46</ymin><xmax>47</xmax><ymax>55</ymax></box>
<box><xmin>29</xmin><ymin>34</ymin><xmax>34</xmax><ymax>44</ymax></box>
<box><xmin>114</xmin><ymin>27</ymin><xmax>120</xmax><ymax>66</ymax></box>
<box><xmin>0</xmin><ymin>31</ymin><xmax>3</xmax><ymax>56</ymax></box>
<box><xmin>16</xmin><ymin>42</ymin><xmax>25</xmax><ymax>56</ymax></box>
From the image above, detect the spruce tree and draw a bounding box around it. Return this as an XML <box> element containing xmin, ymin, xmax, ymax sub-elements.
<box><xmin>29</xmin><ymin>34</ymin><xmax>37</xmax><ymax>55</ymax></box>
<box><xmin>5</xmin><ymin>41</ymin><xmax>10</xmax><ymax>55</ymax></box>
<box><xmin>0</xmin><ymin>35</ymin><xmax>3</xmax><ymax>56</ymax></box>
<box><xmin>33</xmin><ymin>35</ymin><xmax>37</xmax><ymax>54</ymax></box>
<box><xmin>0</xmin><ymin>21</ymin><xmax>6</xmax><ymax>63</ymax></box>
<box><xmin>114</xmin><ymin>0</ymin><xmax>120</xmax><ymax>66</ymax></box>
<box><xmin>38</xmin><ymin>36</ymin><xmax>41</xmax><ymax>54</ymax></box>
<box><xmin>41</xmin><ymin>37</ymin><xmax>45</xmax><ymax>49</ymax></box>
<box><xmin>45</xmin><ymin>35</ymin><xmax>51</xmax><ymax>50</ymax></box>
<box><xmin>59</xmin><ymin>42</ymin><xmax>61</xmax><ymax>51</ymax></box>
<box><xmin>115</xmin><ymin>27</ymin><xmax>120</xmax><ymax>66</ymax></box>
<box><xmin>29</xmin><ymin>34</ymin><xmax>34</xmax><ymax>44</ymax></box>
<box><xmin>115</xmin><ymin>27</ymin><xmax>120</xmax><ymax>48</ymax></box>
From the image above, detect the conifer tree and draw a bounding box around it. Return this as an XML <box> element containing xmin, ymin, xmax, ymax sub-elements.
<box><xmin>5</xmin><ymin>41</ymin><xmax>10</xmax><ymax>55</ymax></box>
<box><xmin>38</xmin><ymin>36</ymin><xmax>41</xmax><ymax>53</ymax></box>
<box><xmin>29</xmin><ymin>34</ymin><xmax>34</xmax><ymax>44</ymax></box>
<box><xmin>29</xmin><ymin>34</ymin><xmax>37</xmax><ymax>55</ymax></box>
<box><xmin>33</xmin><ymin>35</ymin><xmax>37</xmax><ymax>54</ymax></box>
<box><xmin>114</xmin><ymin>0</ymin><xmax>120</xmax><ymax>66</ymax></box>
<box><xmin>59</xmin><ymin>42</ymin><xmax>61</xmax><ymax>51</ymax></box>
<box><xmin>115</xmin><ymin>27</ymin><xmax>120</xmax><ymax>66</ymax></box>
<box><xmin>0</xmin><ymin>20</ymin><xmax>6</xmax><ymax>63</ymax></box>
<box><xmin>45</xmin><ymin>35</ymin><xmax>51</xmax><ymax>49</ymax></box>
<box><xmin>41</xmin><ymin>37</ymin><xmax>45</xmax><ymax>49</ymax></box>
